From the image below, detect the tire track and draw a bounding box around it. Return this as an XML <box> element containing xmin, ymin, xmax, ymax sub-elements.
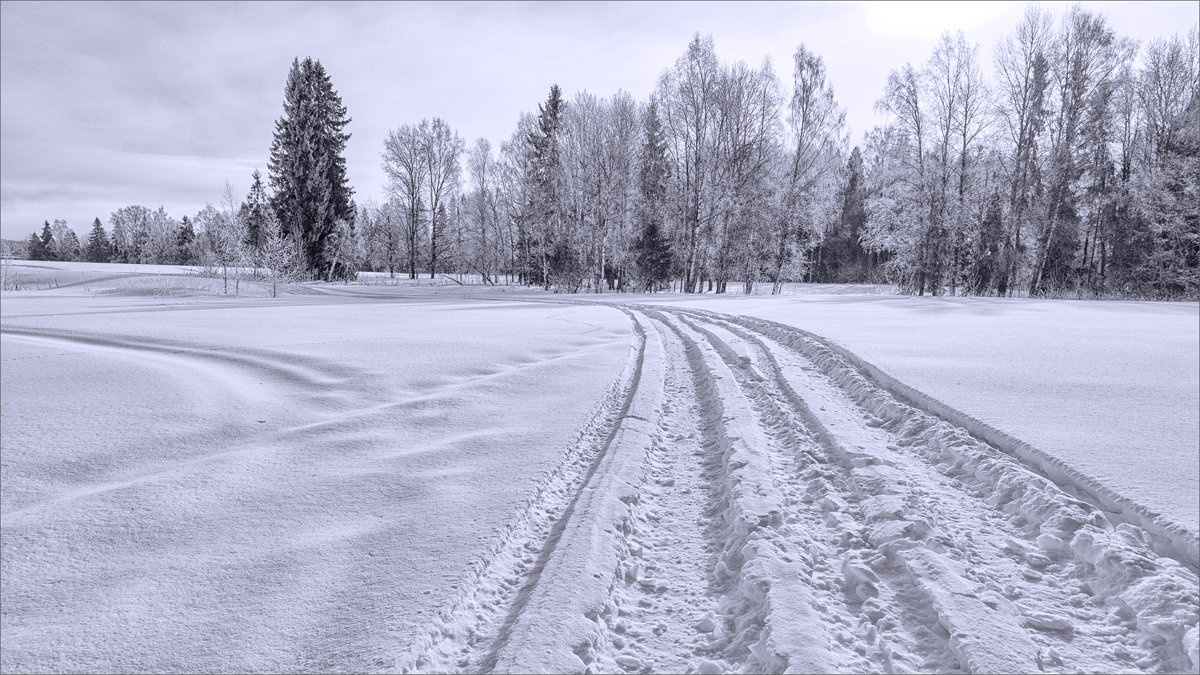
<box><xmin>670</xmin><ymin>306</ymin><xmax>1198</xmax><ymax>674</ymax></box>
<box><xmin>398</xmin><ymin>309</ymin><xmax>652</xmax><ymax>673</ymax></box>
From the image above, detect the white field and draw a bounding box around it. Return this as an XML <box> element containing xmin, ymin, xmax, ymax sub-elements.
<box><xmin>2</xmin><ymin>261</ymin><xmax>1198</xmax><ymax>674</ymax></box>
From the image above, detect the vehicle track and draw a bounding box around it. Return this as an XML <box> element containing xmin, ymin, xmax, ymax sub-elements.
<box><xmin>672</xmin><ymin>306</ymin><xmax>1198</xmax><ymax>674</ymax></box>
<box><xmin>399</xmin><ymin>303</ymin><xmax>1198</xmax><ymax>674</ymax></box>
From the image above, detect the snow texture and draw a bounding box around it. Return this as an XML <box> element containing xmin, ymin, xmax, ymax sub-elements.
<box><xmin>2</xmin><ymin>268</ymin><xmax>1197</xmax><ymax>674</ymax></box>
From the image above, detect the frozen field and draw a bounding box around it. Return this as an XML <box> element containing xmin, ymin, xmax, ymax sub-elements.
<box><xmin>2</xmin><ymin>262</ymin><xmax>1198</xmax><ymax>674</ymax></box>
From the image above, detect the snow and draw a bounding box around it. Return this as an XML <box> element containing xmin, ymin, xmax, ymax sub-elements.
<box><xmin>652</xmin><ymin>292</ymin><xmax>1200</xmax><ymax>538</ymax></box>
<box><xmin>2</xmin><ymin>266</ymin><xmax>1197</xmax><ymax>674</ymax></box>
<box><xmin>1</xmin><ymin>281</ymin><xmax>630</xmax><ymax>672</ymax></box>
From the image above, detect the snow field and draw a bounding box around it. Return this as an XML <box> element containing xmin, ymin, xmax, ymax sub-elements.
<box><xmin>1</xmin><ymin>294</ymin><xmax>632</xmax><ymax>673</ymax></box>
<box><xmin>3</xmin><ymin>278</ymin><xmax>1196</xmax><ymax>674</ymax></box>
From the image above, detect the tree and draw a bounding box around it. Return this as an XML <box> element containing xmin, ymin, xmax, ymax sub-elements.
<box><xmin>420</xmin><ymin>118</ymin><xmax>465</xmax><ymax>278</ymax></box>
<box><xmin>35</xmin><ymin>221</ymin><xmax>55</xmax><ymax>261</ymax></box>
<box><xmin>993</xmin><ymin>6</ymin><xmax>1053</xmax><ymax>295</ymax></box>
<box><xmin>1028</xmin><ymin>7</ymin><xmax>1136</xmax><ymax>296</ymax></box>
<box><xmin>86</xmin><ymin>218</ymin><xmax>111</xmax><ymax>263</ymax></box>
<box><xmin>56</xmin><ymin>224</ymin><xmax>83</xmax><ymax>262</ymax></box>
<box><xmin>777</xmin><ymin>44</ymin><xmax>845</xmax><ymax>294</ymax></box>
<box><xmin>175</xmin><ymin>216</ymin><xmax>199</xmax><ymax>265</ymax></box>
<box><xmin>268</xmin><ymin>56</ymin><xmax>356</xmax><ymax>280</ymax></box>
<box><xmin>109</xmin><ymin>205</ymin><xmax>152</xmax><ymax>264</ymax></box>
<box><xmin>633</xmin><ymin>99</ymin><xmax>673</xmax><ymax>291</ymax></box>
<box><xmin>27</xmin><ymin>228</ymin><xmax>47</xmax><ymax>261</ymax></box>
<box><xmin>528</xmin><ymin>85</ymin><xmax>567</xmax><ymax>289</ymax></box>
<box><xmin>657</xmin><ymin>35</ymin><xmax>723</xmax><ymax>293</ymax></box>
<box><xmin>239</xmin><ymin>169</ymin><xmax>272</xmax><ymax>252</ymax></box>
<box><xmin>382</xmin><ymin>124</ymin><xmax>429</xmax><ymax>279</ymax></box>
<box><xmin>196</xmin><ymin>203</ymin><xmax>245</xmax><ymax>294</ymax></box>
<box><xmin>467</xmin><ymin>138</ymin><xmax>500</xmax><ymax>284</ymax></box>
<box><xmin>814</xmin><ymin>146</ymin><xmax>871</xmax><ymax>282</ymax></box>
<box><xmin>259</xmin><ymin>210</ymin><xmax>295</xmax><ymax>297</ymax></box>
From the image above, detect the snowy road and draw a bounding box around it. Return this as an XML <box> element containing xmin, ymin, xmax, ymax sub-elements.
<box><xmin>401</xmin><ymin>304</ymin><xmax>1199</xmax><ymax>674</ymax></box>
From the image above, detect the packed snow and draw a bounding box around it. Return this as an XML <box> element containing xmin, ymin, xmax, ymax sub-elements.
<box><xmin>2</xmin><ymin>262</ymin><xmax>1197</xmax><ymax>674</ymax></box>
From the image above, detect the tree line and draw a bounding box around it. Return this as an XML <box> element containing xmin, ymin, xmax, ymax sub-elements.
<box><xmin>20</xmin><ymin>6</ymin><xmax>1198</xmax><ymax>299</ymax></box>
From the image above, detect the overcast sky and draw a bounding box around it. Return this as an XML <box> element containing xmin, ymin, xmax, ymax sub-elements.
<box><xmin>1</xmin><ymin>1</ymin><xmax>1196</xmax><ymax>241</ymax></box>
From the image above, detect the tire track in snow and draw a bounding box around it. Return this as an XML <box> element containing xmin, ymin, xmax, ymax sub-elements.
<box><xmin>669</xmin><ymin>306</ymin><xmax>1198</xmax><ymax>674</ymax></box>
<box><xmin>648</xmin><ymin>310</ymin><xmax>845</xmax><ymax>674</ymax></box>
<box><xmin>397</xmin><ymin>309</ymin><xmax>653</xmax><ymax>673</ymax></box>
<box><xmin>575</xmin><ymin>314</ymin><xmax>726</xmax><ymax>674</ymax></box>
<box><xmin>396</xmin><ymin>299</ymin><xmax>1196</xmax><ymax>674</ymax></box>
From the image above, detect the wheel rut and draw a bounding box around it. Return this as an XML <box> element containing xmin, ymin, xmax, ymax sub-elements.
<box><xmin>401</xmin><ymin>302</ymin><xmax>1198</xmax><ymax>675</ymax></box>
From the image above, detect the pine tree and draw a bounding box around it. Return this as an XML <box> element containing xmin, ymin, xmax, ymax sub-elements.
<box><xmin>27</xmin><ymin>232</ymin><xmax>46</xmax><ymax>261</ymax></box>
<box><xmin>633</xmin><ymin>99</ymin><xmax>673</xmax><ymax>291</ymax></box>
<box><xmin>528</xmin><ymin>84</ymin><xmax>566</xmax><ymax>289</ymax></box>
<box><xmin>38</xmin><ymin>221</ymin><xmax>55</xmax><ymax>261</ymax></box>
<box><xmin>268</xmin><ymin>57</ymin><xmax>355</xmax><ymax>280</ymax></box>
<box><xmin>175</xmin><ymin>216</ymin><xmax>197</xmax><ymax>264</ymax></box>
<box><xmin>239</xmin><ymin>169</ymin><xmax>271</xmax><ymax>251</ymax></box>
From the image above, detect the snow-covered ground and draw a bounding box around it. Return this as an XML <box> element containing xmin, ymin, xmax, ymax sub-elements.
<box><xmin>2</xmin><ymin>263</ymin><xmax>1197</xmax><ymax>674</ymax></box>
<box><xmin>648</xmin><ymin>292</ymin><xmax>1200</xmax><ymax>538</ymax></box>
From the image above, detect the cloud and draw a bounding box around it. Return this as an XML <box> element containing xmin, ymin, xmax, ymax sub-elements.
<box><xmin>860</xmin><ymin>1</ymin><xmax>1022</xmax><ymax>40</ymax></box>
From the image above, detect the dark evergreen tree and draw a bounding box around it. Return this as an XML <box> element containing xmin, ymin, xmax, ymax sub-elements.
<box><xmin>239</xmin><ymin>169</ymin><xmax>271</xmax><ymax>251</ymax></box>
<box><xmin>175</xmin><ymin>216</ymin><xmax>197</xmax><ymax>264</ymax></box>
<box><xmin>969</xmin><ymin>191</ymin><xmax>1005</xmax><ymax>293</ymax></box>
<box><xmin>27</xmin><ymin>231</ymin><xmax>46</xmax><ymax>261</ymax></box>
<box><xmin>633</xmin><ymin>99</ymin><xmax>672</xmax><ymax>291</ymax></box>
<box><xmin>814</xmin><ymin>147</ymin><xmax>869</xmax><ymax>282</ymax></box>
<box><xmin>268</xmin><ymin>57</ymin><xmax>355</xmax><ymax>280</ymax></box>
<box><xmin>527</xmin><ymin>84</ymin><xmax>565</xmax><ymax>289</ymax></box>
<box><xmin>38</xmin><ymin>221</ymin><xmax>55</xmax><ymax>261</ymax></box>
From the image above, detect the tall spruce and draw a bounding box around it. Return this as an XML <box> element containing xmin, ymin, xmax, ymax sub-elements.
<box><xmin>633</xmin><ymin>99</ymin><xmax>673</xmax><ymax>291</ymax></box>
<box><xmin>38</xmin><ymin>221</ymin><xmax>55</xmax><ymax>261</ymax></box>
<box><xmin>86</xmin><ymin>218</ymin><xmax>111</xmax><ymax>263</ymax></box>
<box><xmin>268</xmin><ymin>57</ymin><xmax>355</xmax><ymax>280</ymax></box>
<box><xmin>528</xmin><ymin>84</ymin><xmax>566</xmax><ymax>289</ymax></box>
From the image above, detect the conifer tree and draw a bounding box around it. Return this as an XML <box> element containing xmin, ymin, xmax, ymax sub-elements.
<box><xmin>175</xmin><ymin>216</ymin><xmax>197</xmax><ymax>264</ymax></box>
<box><xmin>240</xmin><ymin>169</ymin><xmax>272</xmax><ymax>251</ymax></box>
<box><xmin>528</xmin><ymin>84</ymin><xmax>566</xmax><ymax>289</ymax></box>
<box><xmin>633</xmin><ymin>100</ymin><xmax>673</xmax><ymax>291</ymax></box>
<box><xmin>38</xmin><ymin>221</ymin><xmax>55</xmax><ymax>261</ymax></box>
<box><xmin>268</xmin><ymin>57</ymin><xmax>355</xmax><ymax>280</ymax></box>
<box><xmin>27</xmin><ymin>231</ymin><xmax>46</xmax><ymax>261</ymax></box>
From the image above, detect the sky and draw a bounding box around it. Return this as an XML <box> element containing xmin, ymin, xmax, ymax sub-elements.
<box><xmin>1</xmin><ymin>1</ymin><xmax>1196</xmax><ymax>241</ymax></box>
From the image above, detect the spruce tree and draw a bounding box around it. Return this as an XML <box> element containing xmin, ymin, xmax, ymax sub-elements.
<box><xmin>38</xmin><ymin>221</ymin><xmax>55</xmax><ymax>261</ymax></box>
<box><xmin>268</xmin><ymin>57</ymin><xmax>355</xmax><ymax>280</ymax></box>
<box><xmin>85</xmin><ymin>218</ymin><xmax>112</xmax><ymax>263</ymax></box>
<box><xmin>633</xmin><ymin>100</ymin><xmax>672</xmax><ymax>292</ymax></box>
<box><xmin>528</xmin><ymin>84</ymin><xmax>565</xmax><ymax>289</ymax></box>
<box><xmin>175</xmin><ymin>216</ymin><xmax>196</xmax><ymax>264</ymax></box>
<box><xmin>27</xmin><ymin>232</ymin><xmax>45</xmax><ymax>261</ymax></box>
<box><xmin>239</xmin><ymin>169</ymin><xmax>271</xmax><ymax>251</ymax></box>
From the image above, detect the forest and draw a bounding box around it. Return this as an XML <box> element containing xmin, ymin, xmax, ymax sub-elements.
<box><xmin>18</xmin><ymin>5</ymin><xmax>1199</xmax><ymax>300</ymax></box>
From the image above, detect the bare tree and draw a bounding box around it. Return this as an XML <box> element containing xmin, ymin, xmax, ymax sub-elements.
<box><xmin>382</xmin><ymin>124</ymin><xmax>428</xmax><ymax>278</ymax></box>
<box><xmin>657</xmin><ymin>34</ymin><xmax>724</xmax><ymax>293</ymax></box>
<box><xmin>419</xmin><ymin>118</ymin><xmax>465</xmax><ymax>278</ymax></box>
